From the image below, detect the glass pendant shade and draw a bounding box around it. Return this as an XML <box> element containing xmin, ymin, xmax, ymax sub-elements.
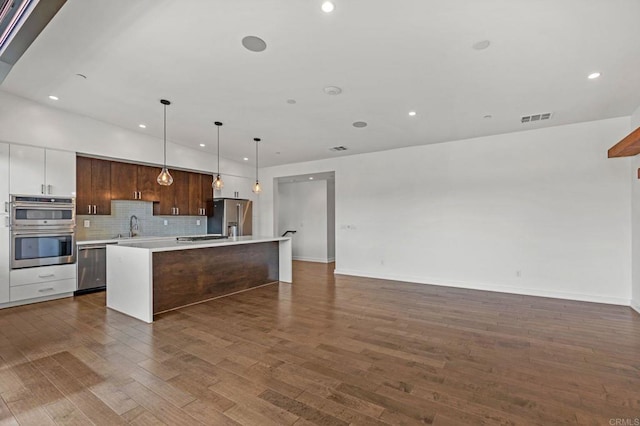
<box><xmin>157</xmin><ymin>167</ymin><xmax>173</xmax><ymax>186</ymax></box>
<box><xmin>213</xmin><ymin>174</ymin><xmax>224</xmax><ymax>190</ymax></box>
<box><xmin>252</xmin><ymin>180</ymin><xmax>262</xmax><ymax>194</ymax></box>
<box><xmin>157</xmin><ymin>99</ymin><xmax>173</xmax><ymax>186</ymax></box>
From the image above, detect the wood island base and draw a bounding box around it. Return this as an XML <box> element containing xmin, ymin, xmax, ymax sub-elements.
<box><xmin>106</xmin><ymin>236</ymin><xmax>292</xmax><ymax>323</ymax></box>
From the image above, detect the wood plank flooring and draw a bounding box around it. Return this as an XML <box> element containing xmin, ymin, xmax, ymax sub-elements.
<box><xmin>0</xmin><ymin>261</ymin><xmax>638</xmax><ymax>425</ymax></box>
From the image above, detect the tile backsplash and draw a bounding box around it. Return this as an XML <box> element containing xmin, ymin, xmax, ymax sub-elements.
<box><xmin>76</xmin><ymin>200</ymin><xmax>207</xmax><ymax>240</ymax></box>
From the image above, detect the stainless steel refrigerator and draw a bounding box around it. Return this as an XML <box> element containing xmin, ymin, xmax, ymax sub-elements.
<box><xmin>206</xmin><ymin>198</ymin><xmax>252</xmax><ymax>236</ymax></box>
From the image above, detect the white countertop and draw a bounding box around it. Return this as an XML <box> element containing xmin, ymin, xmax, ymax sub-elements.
<box><xmin>77</xmin><ymin>235</ymin><xmax>221</xmax><ymax>245</ymax></box>
<box><xmin>111</xmin><ymin>235</ymin><xmax>291</xmax><ymax>252</ymax></box>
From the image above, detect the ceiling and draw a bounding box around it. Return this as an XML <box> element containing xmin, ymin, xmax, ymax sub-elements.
<box><xmin>1</xmin><ymin>0</ymin><xmax>640</xmax><ymax>167</ymax></box>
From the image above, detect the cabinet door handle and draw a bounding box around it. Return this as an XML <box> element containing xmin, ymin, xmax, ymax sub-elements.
<box><xmin>88</xmin><ymin>205</ymin><xmax>92</xmax><ymax>214</ymax></box>
<box><xmin>38</xmin><ymin>274</ymin><xmax>55</xmax><ymax>278</ymax></box>
<box><xmin>38</xmin><ymin>287</ymin><xmax>55</xmax><ymax>293</ymax></box>
<box><xmin>176</xmin><ymin>207</ymin><xmax>179</xmax><ymax>215</ymax></box>
<box><xmin>47</xmin><ymin>184</ymin><xmax>52</xmax><ymax>194</ymax></box>
<box><xmin>139</xmin><ymin>191</ymin><xmax>142</xmax><ymax>199</ymax></box>
<box><xmin>41</xmin><ymin>184</ymin><xmax>45</xmax><ymax>194</ymax></box>
<box><xmin>4</xmin><ymin>201</ymin><xmax>8</xmax><ymax>213</ymax></box>
<box><xmin>133</xmin><ymin>191</ymin><xmax>137</xmax><ymax>199</ymax></box>
<box><xmin>93</xmin><ymin>205</ymin><xmax>97</xmax><ymax>214</ymax></box>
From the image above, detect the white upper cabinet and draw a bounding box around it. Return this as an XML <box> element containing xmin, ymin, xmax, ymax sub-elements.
<box><xmin>9</xmin><ymin>145</ymin><xmax>44</xmax><ymax>196</ymax></box>
<box><xmin>44</xmin><ymin>149</ymin><xmax>76</xmax><ymax>196</ymax></box>
<box><xmin>215</xmin><ymin>175</ymin><xmax>254</xmax><ymax>200</ymax></box>
<box><xmin>9</xmin><ymin>145</ymin><xmax>76</xmax><ymax>196</ymax></box>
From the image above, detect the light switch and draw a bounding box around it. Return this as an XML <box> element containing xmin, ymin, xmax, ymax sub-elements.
<box><xmin>83</xmin><ymin>220</ymin><xmax>90</xmax><ymax>228</ymax></box>
<box><xmin>196</xmin><ymin>219</ymin><xmax>201</xmax><ymax>226</ymax></box>
<box><xmin>164</xmin><ymin>220</ymin><xmax>168</xmax><ymax>226</ymax></box>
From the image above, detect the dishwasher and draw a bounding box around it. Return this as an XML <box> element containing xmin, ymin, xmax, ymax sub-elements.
<box><xmin>75</xmin><ymin>243</ymin><xmax>115</xmax><ymax>295</ymax></box>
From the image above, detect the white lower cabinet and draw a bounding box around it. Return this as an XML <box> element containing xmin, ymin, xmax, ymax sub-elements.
<box><xmin>0</xmin><ymin>225</ymin><xmax>8</xmax><ymax>304</ymax></box>
<box><xmin>9</xmin><ymin>264</ymin><xmax>77</xmax><ymax>302</ymax></box>
<box><xmin>10</xmin><ymin>279</ymin><xmax>76</xmax><ymax>302</ymax></box>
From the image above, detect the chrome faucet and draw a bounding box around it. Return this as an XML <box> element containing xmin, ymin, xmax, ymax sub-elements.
<box><xmin>129</xmin><ymin>215</ymin><xmax>139</xmax><ymax>237</ymax></box>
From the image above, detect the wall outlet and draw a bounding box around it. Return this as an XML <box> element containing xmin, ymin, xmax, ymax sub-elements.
<box><xmin>196</xmin><ymin>219</ymin><xmax>200</xmax><ymax>226</ymax></box>
<box><xmin>164</xmin><ymin>220</ymin><xmax>168</xmax><ymax>226</ymax></box>
<box><xmin>83</xmin><ymin>220</ymin><xmax>90</xmax><ymax>228</ymax></box>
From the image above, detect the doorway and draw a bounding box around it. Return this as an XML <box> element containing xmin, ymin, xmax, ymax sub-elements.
<box><xmin>275</xmin><ymin>172</ymin><xmax>335</xmax><ymax>263</ymax></box>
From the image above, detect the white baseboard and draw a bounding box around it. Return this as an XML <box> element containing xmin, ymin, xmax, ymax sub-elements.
<box><xmin>293</xmin><ymin>256</ymin><xmax>332</xmax><ymax>264</ymax></box>
<box><xmin>631</xmin><ymin>299</ymin><xmax>640</xmax><ymax>315</ymax></box>
<box><xmin>334</xmin><ymin>268</ymin><xmax>631</xmax><ymax>307</ymax></box>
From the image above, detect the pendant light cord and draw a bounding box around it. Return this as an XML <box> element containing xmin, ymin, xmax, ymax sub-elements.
<box><xmin>217</xmin><ymin>125</ymin><xmax>220</xmax><ymax>175</ymax></box>
<box><xmin>163</xmin><ymin>103</ymin><xmax>167</xmax><ymax>168</ymax></box>
<box><xmin>255</xmin><ymin>139</ymin><xmax>259</xmax><ymax>181</ymax></box>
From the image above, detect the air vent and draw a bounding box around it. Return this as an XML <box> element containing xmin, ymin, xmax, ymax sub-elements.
<box><xmin>521</xmin><ymin>112</ymin><xmax>552</xmax><ymax>123</ymax></box>
<box><xmin>330</xmin><ymin>146</ymin><xmax>348</xmax><ymax>152</ymax></box>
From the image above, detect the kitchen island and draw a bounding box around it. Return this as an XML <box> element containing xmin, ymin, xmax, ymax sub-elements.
<box><xmin>106</xmin><ymin>236</ymin><xmax>292</xmax><ymax>323</ymax></box>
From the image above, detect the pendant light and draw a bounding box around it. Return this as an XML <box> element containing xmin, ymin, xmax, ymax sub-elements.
<box><xmin>156</xmin><ymin>99</ymin><xmax>173</xmax><ymax>186</ymax></box>
<box><xmin>212</xmin><ymin>121</ymin><xmax>224</xmax><ymax>190</ymax></box>
<box><xmin>252</xmin><ymin>137</ymin><xmax>262</xmax><ymax>194</ymax></box>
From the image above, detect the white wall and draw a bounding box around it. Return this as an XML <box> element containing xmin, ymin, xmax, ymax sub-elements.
<box><xmin>631</xmin><ymin>106</ymin><xmax>640</xmax><ymax>131</ymax></box>
<box><xmin>278</xmin><ymin>180</ymin><xmax>331</xmax><ymax>262</ymax></box>
<box><xmin>630</xmin><ymin>107</ymin><xmax>640</xmax><ymax>314</ymax></box>
<box><xmin>260</xmin><ymin>117</ymin><xmax>632</xmax><ymax>305</ymax></box>
<box><xmin>327</xmin><ymin>179</ymin><xmax>335</xmax><ymax>261</ymax></box>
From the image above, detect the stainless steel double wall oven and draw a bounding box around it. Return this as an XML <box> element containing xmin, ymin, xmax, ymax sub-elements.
<box><xmin>10</xmin><ymin>195</ymin><xmax>76</xmax><ymax>269</ymax></box>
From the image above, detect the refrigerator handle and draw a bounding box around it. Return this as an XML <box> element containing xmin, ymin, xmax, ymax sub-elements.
<box><xmin>237</xmin><ymin>203</ymin><xmax>242</xmax><ymax>235</ymax></box>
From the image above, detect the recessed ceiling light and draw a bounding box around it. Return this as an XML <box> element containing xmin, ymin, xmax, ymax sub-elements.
<box><xmin>321</xmin><ymin>1</ymin><xmax>335</xmax><ymax>13</ymax></box>
<box><xmin>588</xmin><ymin>72</ymin><xmax>601</xmax><ymax>79</ymax></box>
<box><xmin>48</xmin><ymin>95</ymin><xmax>59</xmax><ymax>101</ymax></box>
<box><xmin>139</xmin><ymin>124</ymin><xmax>147</xmax><ymax>129</ymax></box>
<box><xmin>286</xmin><ymin>99</ymin><xmax>297</xmax><ymax>104</ymax></box>
<box><xmin>408</xmin><ymin>111</ymin><xmax>417</xmax><ymax>116</ymax></box>
<box><xmin>199</xmin><ymin>143</ymin><xmax>206</xmax><ymax>147</ymax></box>
<box><xmin>324</xmin><ymin>86</ymin><xmax>342</xmax><ymax>95</ymax></box>
<box><xmin>472</xmin><ymin>40</ymin><xmax>491</xmax><ymax>50</ymax></box>
<box><xmin>353</xmin><ymin>121</ymin><xmax>367</xmax><ymax>128</ymax></box>
<box><xmin>242</xmin><ymin>36</ymin><xmax>267</xmax><ymax>52</ymax></box>
<box><xmin>484</xmin><ymin>114</ymin><xmax>492</xmax><ymax>119</ymax></box>
<box><xmin>309</xmin><ymin>177</ymin><xmax>314</xmax><ymax>180</ymax></box>
<box><xmin>243</xmin><ymin>157</ymin><xmax>249</xmax><ymax>161</ymax></box>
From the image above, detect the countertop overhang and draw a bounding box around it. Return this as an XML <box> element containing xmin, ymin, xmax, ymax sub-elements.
<box><xmin>112</xmin><ymin>235</ymin><xmax>291</xmax><ymax>252</ymax></box>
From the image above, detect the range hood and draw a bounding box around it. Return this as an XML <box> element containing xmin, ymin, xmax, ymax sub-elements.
<box><xmin>0</xmin><ymin>0</ymin><xmax>66</xmax><ymax>84</ymax></box>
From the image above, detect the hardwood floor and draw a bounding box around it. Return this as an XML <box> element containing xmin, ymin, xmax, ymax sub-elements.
<box><xmin>0</xmin><ymin>261</ymin><xmax>638</xmax><ymax>425</ymax></box>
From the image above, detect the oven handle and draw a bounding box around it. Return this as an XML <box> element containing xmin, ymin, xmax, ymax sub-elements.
<box><xmin>11</xmin><ymin>230</ymin><xmax>75</xmax><ymax>237</ymax></box>
<box><xmin>12</xmin><ymin>203</ymin><xmax>75</xmax><ymax>209</ymax></box>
